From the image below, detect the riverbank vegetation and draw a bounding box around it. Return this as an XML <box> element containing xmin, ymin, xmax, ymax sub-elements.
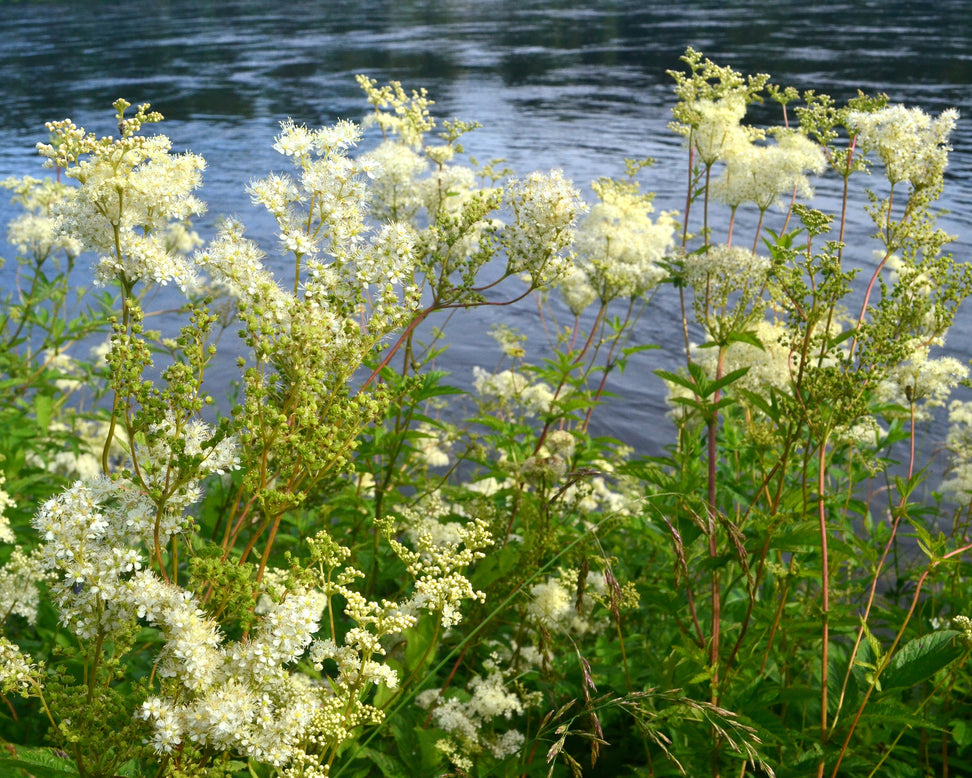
<box><xmin>1</xmin><ymin>50</ymin><xmax>971</xmax><ymax>777</ymax></box>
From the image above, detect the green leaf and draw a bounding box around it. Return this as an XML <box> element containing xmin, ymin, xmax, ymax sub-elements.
<box><xmin>881</xmin><ymin>629</ymin><xmax>966</xmax><ymax>690</ymax></box>
<box><xmin>707</xmin><ymin>366</ymin><xmax>750</xmax><ymax>395</ymax></box>
<box><xmin>34</xmin><ymin>393</ymin><xmax>54</xmax><ymax>431</ymax></box>
<box><xmin>0</xmin><ymin>747</ymin><xmax>81</xmax><ymax>778</ymax></box>
<box><xmin>725</xmin><ymin>330</ymin><xmax>764</xmax><ymax>350</ymax></box>
<box><xmin>655</xmin><ymin>368</ymin><xmax>698</xmax><ymax>394</ymax></box>
<box><xmin>954</xmin><ymin>719</ymin><xmax>972</xmax><ymax>748</ymax></box>
<box><xmin>621</xmin><ymin>343</ymin><xmax>660</xmax><ymax>358</ymax></box>
<box><xmin>357</xmin><ymin>747</ymin><xmax>406</xmax><ymax>778</ymax></box>
<box><xmin>404</xmin><ymin>614</ymin><xmax>439</xmax><ymax>670</ymax></box>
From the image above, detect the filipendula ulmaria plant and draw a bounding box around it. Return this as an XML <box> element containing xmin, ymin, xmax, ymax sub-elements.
<box><xmin>0</xmin><ymin>94</ymin><xmax>514</xmax><ymax>778</ymax></box>
<box><xmin>639</xmin><ymin>50</ymin><xmax>972</xmax><ymax>777</ymax></box>
<box><xmin>3</xmin><ymin>59</ymin><xmax>972</xmax><ymax>778</ymax></box>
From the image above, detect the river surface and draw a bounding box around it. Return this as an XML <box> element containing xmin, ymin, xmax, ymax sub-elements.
<box><xmin>1</xmin><ymin>0</ymin><xmax>971</xmax><ymax>463</ymax></box>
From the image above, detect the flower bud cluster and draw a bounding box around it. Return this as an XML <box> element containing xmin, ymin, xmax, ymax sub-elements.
<box><xmin>389</xmin><ymin>500</ymin><xmax>492</xmax><ymax>628</ymax></box>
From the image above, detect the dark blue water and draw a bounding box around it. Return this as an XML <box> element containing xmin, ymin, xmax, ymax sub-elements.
<box><xmin>2</xmin><ymin>0</ymin><xmax>971</xmax><ymax>457</ymax></box>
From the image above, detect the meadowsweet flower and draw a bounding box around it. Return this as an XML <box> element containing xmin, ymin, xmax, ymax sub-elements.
<box><xmin>2</xmin><ymin>176</ymin><xmax>83</xmax><ymax>259</ymax></box>
<box><xmin>37</xmin><ymin>108</ymin><xmax>206</xmax><ymax>292</ymax></box>
<box><xmin>527</xmin><ymin>568</ymin><xmax>613</xmax><ymax>636</ymax></box>
<box><xmin>359</xmin><ymin>140</ymin><xmax>428</xmax><ymax>221</ymax></box>
<box><xmin>712</xmin><ymin>129</ymin><xmax>825</xmax><ymax>210</ymax></box>
<box><xmin>558</xmin><ymin>266</ymin><xmax>598</xmax><ymax>316</ymax></box>
<box><xmin>502</xmin><ymin>170</ymin><xmax>584</xmax><ymax>286</ymax></box>
<box><xmin>683</xmin><ymin>244</ymin><xmax>771</xmax><ymax>309</ymax></box>
<box><xmin>417</xmin><ymin>162</ymin><xmax>478</xmax><ymax>216</ymax></box>
<box><xmin>696</xmin><ymin>318</ymin><xmax>794</xmax><ymax>396</ymax></box>
<box><xmin>571</xmin><ymin>177</ymin><xmax>676</xmax><ymax>303</ymax></box>
<box><xmin>846</xmin><ymin>104</ymin><xmax>959</xmax><ymax>188</ymax></box>
<box><xmin>941</xmin><ymin>401</ymin><xmax>972</xmax><ymax>501</ymax></box>
<box><xmin>33</xmin><ymin>479</ymin><xmax>146</xmax><ymax>638</ymax></box>
<box><xmin>419</xmin><ymin>655</ymin><xmax>535</xmax><ymax>769</ymax></box>
<box><xmin>683</xmin><ymin>95</ymin><xmax>754</xmax><ymax>166</ymax></box>
<box><xmin>132</xmin><ymin>571</ymin><xmax>338</xmax><ymax>766</ymax></box>
<box><xmin>545</xmin><ymin>430</ymin><xmax>576</xmax><ymax>460</ymax></box>
<box><xmin>472</xmin><ymin>366</ymin><xmax>555</xmax><ymax>417</ymax></box>
<box><xmin>875</xmin><ymin>338</ymin><xmax>967</xmax><ymax>420</ymax></box>
<box><xmin>489</xmin><ymin>323</ymin><xmax>527</xmax><ymax>359</ymax></box>
<box><xmin>560</xmin><ymin>455</ymin><xmax>639</xmax><ymax>518</ymax></box>
<box><xmin>195</xmin><ymin>219</ymin><xmax>292</xmax><ymax>321</ymax></box>
<box><xmin>0</xmin><ymin>637</ymin><xmax>37</xmax><ymax>695</ymax></box>
<box><xmin>519</xmin><ymin>453</ymin><xmax>568</xmax><ymax>486</ymax></box>
<box><xmin>0</xmin><ymin>546</ymin><xmax>49</xmax><ymax>625</ymax></box>
<box><xmin>466</xmin><ymin>476</ymin><xmax>514</xmax><ymax>497</ymax></box>
<box><xmin>389</xmin><ymin>501</ymin><xmax>492</xmax><ymax>628</ymax></box>
<box><xmin>413</xmin><ymin>422</ymin><xmax>452</xmax><ymax>468</ymax></box>
<box><xmin>0</xmin><ymin>473</ymin><xmax>14</xmax><ymax>545</ymax></box>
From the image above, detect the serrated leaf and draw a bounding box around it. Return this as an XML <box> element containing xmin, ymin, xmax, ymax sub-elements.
<box><xmin>655</xmin><ymin>369</ymin><xmax>698</xmax><ymax>393</ymax></box>
<box><xmin>707</xmin><ymin>366</ymin><xmax>750</xmax><ymax>395</ymax></box>
<box><xmin>0</xmin><ymin>748</ymin><xmax>80</xmax><ymax>778</ymax></box>
<box><xmin>881</xmin><ymin>629</ymin><xmax>965</xmax><ymax>690</ymax></box>
<box><xmin>725</xmin><ymin>330</ymin><xmax>765</xmax><ymax>350</ymax></box>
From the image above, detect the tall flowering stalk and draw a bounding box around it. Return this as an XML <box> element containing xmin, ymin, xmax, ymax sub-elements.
<box><xmin>1</xmin><ymin>57</ymin><xmax>972</xmax><ymax>778</ymax></box>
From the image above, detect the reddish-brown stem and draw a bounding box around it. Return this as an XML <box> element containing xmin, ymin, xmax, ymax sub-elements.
<box><xmin>836</xmin><ymin>136</ymin><xmax>857</xmax><ymax>267</ymax></box>
<box><xmin>707</xmin><ymin>348</ymin><xmax>726</xmax><ymax>704</ymax></box>
<box><xmin>751</xmin><ymin>208</ymin><xmax>766</xmax><ymax>256</ymax></box>
<box><xmin>833</xmin><ymin>488</ymin><xmax>908</xmax><ymax>729</ymax></box>
<box><xmin>830</xmin><ymin>541</ymin><xmax>972</xmax><ymax>777</ymax></box>
<box><xmin>362</xmin><ymin>307</ymin><xmax>434</xmax><ymax>389</ymax></box>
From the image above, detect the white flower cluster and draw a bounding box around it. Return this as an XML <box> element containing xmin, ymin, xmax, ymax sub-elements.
<box><xmin>519</xmin><ymin>429</ymin><xmax>576</xmax><ymax>487</ymax></box>
<box><xmin>32</xmin><ymin>478</ymin><xmax>146</xmax><ymax>639</ymax></box>
<box><xmin>37</xmin><ymin>107</ymin><xmax>206</xmax><ymax>292</ymax></box>
<box><xmin>567</xmin><ymin>177</ymin><xmax>676</xmax><ymax>309</ymax></box>
<box><xmin>713</xmin><ymin>129</ymin><xmax>825</xmax><ymax>212</ymax></box>
<box><xmin>688</xmin><ymin>95</ymin><xmax>755</xmax><ymax>166</ymax></box>
<box><xmin>560</xmin><ymin>451</ymin><xmax>640</xmax><ymax>518</ymax></box>
<box><xmin>245</xmin><ymin>118</ymin><xmax>420</xmax><ymax>341</ymax></box>
<box><xmin>417</xmin><ymin>650</ymin><xmax>540</xmax><ymax>770</ymax></box>
<box><xmin>412</xmin><ymin>422</ymin><xmax>453</xmax><ymax>468</ymax></box>
<box><xmin>135</xmin><ymin>572</ymin><xmax>328</xmax><ymax>764</ymax></box>
<box><xmin>683</xmin><ymin>244</ymin><xmax>771</xmax><ymax>317</ymax></box>
<box><xmin>699</xmin><ymin>318</ymin><xmax>794</xmax><ymax>396</ymax></box>
<box><xmin>846</xmin><ymin>105</ymin><xmax>959</xmax><ymax>188</ymax></box>
<box><xmin>26</xmin><ymin>417</ymin><xmax>123</xmax><ymax>483</ymax></box>
<box><xmin>501</xmin><ymin>170</ymin><xmax>584</xmax><ymax>286</ymax></box>
<box><xmin>875</xmin><ymin>338</ymin><xmax>967</xmax><ymax>421</ymax></box>
<box><xmin>195</xmin><ymin>218</ymin><xmax>291</xmax><ymax>324</ymax></box>
<box><xmin>2</xmin><ymin>176</ymin><xmax>83</xmax><ymax>260</ymax></box>
<box><xmin>941</xmin><ymin>401</ymin><xmax>972</xmax><ymax>502</ymax></box>
<box><xmin>0</xmin><ymin>472</ymin><xmax>14</xmax><ymax>545</ymax></box>
<box><xmin>134</xmin><ymin>413</ymin><xmax>241</xmax><ymax>515</ymax></box>
<box><xmin>389</xmin><ymin>500</ymin><xmax>492</xmax><ymax>628</ymax></box>
<box><xmin>0</xmin><ymin>636</ymin><xmax>37</xmax><ymax>695</ymax></box>
<box><xmin>527</xmin><ymin>567</ymin><xmax>610</xmax><ymax>635</ymax></box>
<box><xmin>359</xmin><ymin>140</ymin><xmax>428</xmax><ymax>222</ymax></box>
<box><xmin>31</xmin><ymin>414</ymin><xmax>238</xmax><ymax>640</ymax></box>
<box><xmin>0</xmin><ymin>546</ymin><xmax>48</xmax><ymax>626</ymax></box>
<box><xmin>0</xmin><ymin>474</ymin><xmax>51</xmax><ymax>627</ymax></box>
<box><xmin>472</xmin><ymin>366</ymin><xmax>555</xmax><ymax>417</ymax></box>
